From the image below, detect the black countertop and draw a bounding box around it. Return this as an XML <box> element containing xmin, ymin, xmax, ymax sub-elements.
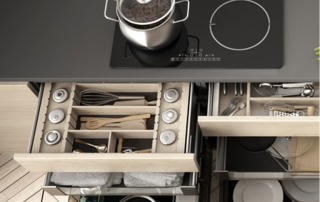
<box><xmin>0</xmin><ymin>0</ymin><xmax>319</xmax><ymax>82</ymax></box>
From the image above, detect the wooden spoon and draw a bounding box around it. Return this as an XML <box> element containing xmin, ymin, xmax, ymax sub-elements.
<box><xmin>85</xmin><ymin>114</ymin><xmax>150</xmax><ymax>130</ymax></box>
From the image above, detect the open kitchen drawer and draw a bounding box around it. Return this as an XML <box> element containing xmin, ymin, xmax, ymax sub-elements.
<box><xmin>203</xmin><ymin>83</ymin><xmax>320</xmax><ymax>180</ymax></box>
<box><xmin>199</xmin><ymin>82</ymin><xmax>320</xmax><ymax>137</ymax></box>
<box><xmin>14</xmin><ymin>82</ymin><xmax>203</xmax><ymax>196</ymax></box>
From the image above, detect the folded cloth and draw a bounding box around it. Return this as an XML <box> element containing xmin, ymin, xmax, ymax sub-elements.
<box><xmin>112</xmin><ymin>173</ymin><xmax>124</xmax><ymax>185</ymax></box>
<box><xmin>50</xmin><ymin>172</ymin><xmax>110</xmax><ymax>187</ymax></box>
<box><xmin>124</xmin><ymin>172</ymin><xmax>184</xmax><ymax>187</ymax></box>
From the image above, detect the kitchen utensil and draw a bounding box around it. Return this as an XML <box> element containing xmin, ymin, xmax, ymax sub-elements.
<box><xmin>74</xmin><ymin>139</ymin><xmax>108</xmax><ymax>153</ymax></box>
<box><xmin>44</xmin><ymin>130</ymin><xmax>61</xmax><ymax>145</ymax></box>
<box><xmin>160</xmin><ymin>130</ymin><xmax>176</xmax><ymax>145</ymax></box>
<box><xmin>105</xmin><ymin>0</ymin><xmax>190</xmax><ymax>50</ymax></box>
<box><xmin>282</xmin><ymin>179</ymin><xmax>319</xmax><ymax>202</ymax></box>
<box><xmin>233</xmin><ymin>180</ymin><xmax>283</xmax><ymax>202</ymax></box>
<box><xmin>234</xmin><ymin>83</ymin><xmax>238</xmax><ymax>96</ymax></box>
<box><xmin>120</xmin><ymin>195</ymin><xmax>156</xmax><ymax>202</ymax></box>
<box><xmin>80</xmin><ymin>89</ymin><xmax>145</xmax><ymax>106</ymax></box>
<box><xmin>223</xmin><ymin>83</ymin><xmax>227</xmax><ymax>95</ymax></box>
<box><xmin>81</xmin><ymin>120</ymin><xmax>147</xmax><ymax>130</ymax></box>
<box><xmin>239</xmin><ymin>83</ymin><xmax>243</xmax><ymax>96</ymax></box>
<box><xmin>85</xmin><ymin>114</ymin><xmax>150</xmax><ymax>130</ymax></box>
<box><xmin>259</xmin><ymin>82</ymin><xmax>313</xmax><ymax>88</ymax></box>
<box><xmin>162</xmin><ymin>109</ymin><xmax>178</xmax><ymax>124</ymax></box>
<box><xmin>221</xmin><ymin>97</ymin><xmax>242</xmax><ymax>116</ymax></box>
<box><xmin>164</xmin><ymin>88</ymin><xmax>180</xmax><ymax>103</ymax></box>
<box><xmin>48</xmin><ymin>109</ymin><xmax>65</xmax><ymax>124</ymax></box>
<box><xmin>73</xmin><ymin>149</ymin><xmax>84</xmax><ymax>153</ymax></box>
<box><xmin>122</xmin><ymin>148</ymin><xmax>152</xmax><ymax>153</ymax></box>
<box><xmin>271</xmin><ymin>85</ymin><xmax>315</xmax><ymax>97</ymax></box>
<box><xmin>52</xmin><ymin>89</ymin><xmax>68</xmax><ymax>103</ymax></box>
<box><xmin>253</xmin><ymin>83</ymin><xmax>278</xmax><ymax>97</ymax></box>
<box><xmin>117</xmin><ymin>138</ymin><xmax>123</xmax><ymax>153</ymax></box>
<box><xmin>237</xmin><ymin>137</ymin><xmax>292</xmax><ymax>171</ymax></box>
<box><xmin>229</xmin><ymin>102</ymin><xmax>246</xmax><ymax>116</ymax></box>
<box><xmin>113</xmin><ymin>100</ymin><xmax>157</xmax><ymax>106</ymax></box>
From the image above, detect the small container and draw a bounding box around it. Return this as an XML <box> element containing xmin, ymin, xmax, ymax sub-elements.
<box><xmin>44</xmin><ymin>130</ymin><xmax>61</xmax><ymax>145</ymax></box>
<box><xmin>48</xmin><ymin>109</ymin><xmax>65</xmax><ymax>124</ymax></box>
<box><xmin>52</xmin><ymin>89</ymin><xmax>68</xmax><ymax>103</ymax></box>
<box><xmin>162</xmin><ymin>108</ymin><xmax>178</xmax><ymax>124</ymax></box>
<box><xmin>164</xmin><ymin>88</ymin><xmax>180</xmax><ymax>103</ymax></box>
<box><xmin>160</xmin><ymin>130</ymin><xmax>176</xmax><ymax>145</ymax></box>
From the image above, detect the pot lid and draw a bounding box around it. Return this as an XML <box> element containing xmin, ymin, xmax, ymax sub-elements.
<box><xmin>119</xmin><ymin>0</ymin><xmax>172</xmax><ymax>24</ymax></box>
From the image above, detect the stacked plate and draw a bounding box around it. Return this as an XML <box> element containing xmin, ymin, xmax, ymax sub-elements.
<box><xmin>233</xmin><ymin>180</ymin><xmax>283</xmax><ymax>202</ymax></box>
<box><xmin>282</xmin><ymin>179</ymin><xmax>319</xmax><ymax>202</ymax></box>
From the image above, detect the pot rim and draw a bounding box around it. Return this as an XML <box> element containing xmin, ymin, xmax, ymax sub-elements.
<box><xmin>117</xmin><ymin>0</ymin><xmax>175</xmax><ymax>26</ymax></box>
<box><xmin>116</xmin><ymin>6</ymin><xmax>175</xmax><ymax>31</ymax></box>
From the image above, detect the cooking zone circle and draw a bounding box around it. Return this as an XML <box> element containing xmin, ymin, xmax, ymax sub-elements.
<box><xmin>209</xmin><ymin>0</ymin><xmax>270</xmax><ymax>51</ymax></box>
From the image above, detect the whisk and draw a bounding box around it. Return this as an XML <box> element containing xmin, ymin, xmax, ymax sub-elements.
<box><xmin>80</xmin><ymin>89</ymin><xmax>145</xmax><ymax>106</ymax></box>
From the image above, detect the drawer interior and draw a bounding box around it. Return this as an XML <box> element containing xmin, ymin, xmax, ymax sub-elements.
<box><xmin>199</xmin><ymin>82</ymin><xmax>320</xmax><ymax>137</ymax></box>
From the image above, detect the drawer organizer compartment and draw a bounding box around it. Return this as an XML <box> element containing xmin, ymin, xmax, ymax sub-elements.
<box><xmin>199</xmin><ymin>82</ymin><xmax>320</xmax><ymax>137</ymax></box>
<box><xmin>15</xmin><ymin>82</ymin><xmax>200</xmax><ymax>173</ymax></box>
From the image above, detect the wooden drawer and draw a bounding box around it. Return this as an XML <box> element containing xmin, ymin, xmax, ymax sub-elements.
<box><xmin>199</xmin><ymin>82</ymin><xmax>320</xmax><ymax>137</ymax></box>
<box><xmin>204</xmin><ymin>83</ymin><xmax>319</xmax><ymax>179</ymax></box>
<box><xmin>14</xmin><ymin>82</ymin><xmax>200</xmax><ymax>173</ymax></box>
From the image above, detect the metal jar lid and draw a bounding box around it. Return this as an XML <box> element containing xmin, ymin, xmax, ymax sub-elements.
<box><xmin>164</xmin><ymin>88</ymin><xmax>179</xmax><ymax>103</ymax></box>
<box><xmin>160</xmin><ymin>130</ymin><xmax>176</xmax><ymax>145</ymax></box>
<box><xmin>162</xmin><ymin>108</ymin><xmax>178</xmax><ymax>124</ymax></box>
<box><xmin>52</xmin><ymin>89</ymin><xmax>68</xmax><ymax>103</ymax></box>
<box><xmin>48</xmin><ymin>109</ymin><xmax>65</xmax><ymax>124</ymax></box>
<box><xmin>44</xmin><ymin>130</ymin><xmax>61</xmax><ymax>145</ymax></box>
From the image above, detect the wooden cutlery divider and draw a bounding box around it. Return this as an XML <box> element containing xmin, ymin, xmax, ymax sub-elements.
<box><xmin>32</xmin><ymin>82</ymin><xmax>191</xmax><ymax>155</ymax></box>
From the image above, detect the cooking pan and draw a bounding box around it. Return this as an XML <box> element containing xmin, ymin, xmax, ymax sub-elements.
<box><xmin>236</xmin><ymin>137</ymin><xmax>292</xmax><ymax>171</ymax></box>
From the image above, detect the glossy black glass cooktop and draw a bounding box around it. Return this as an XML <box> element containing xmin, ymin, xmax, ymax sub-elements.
<box><xmin>110</xmin><ymin>0</ymin><xmax>283</xmax><ymax>68</ymax></box>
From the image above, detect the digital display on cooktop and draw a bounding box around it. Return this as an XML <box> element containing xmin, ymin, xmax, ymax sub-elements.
<box><xmin>110</xmin><ymin>0</ymin><xmax>283</xmax><ymax>68</ymax></box>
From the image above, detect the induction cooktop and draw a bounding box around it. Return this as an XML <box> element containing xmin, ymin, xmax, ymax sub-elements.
<box><xmin>110</xmin><ymin>0</ymin><xmax>283</xmax><ymax>68</ymax></box>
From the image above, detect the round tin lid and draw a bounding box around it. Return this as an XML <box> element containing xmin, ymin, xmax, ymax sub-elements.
<box><xmin>52</xmin><ymin>89</ymin><xmax>68</xmax><ymax>103</ymax></box>
<box><xmin>162</xmin><ymin>108</ymin><xmax>178</xmax><ymax>124</ymax></box>
<box><xmin>44</xmin><ymin>130</ymin><xmax>61</xmax><ymax>145</ymax></box>
<box><xmin>160</xmin><ymin>130</ymin><xmax>176</xmax><ymax>145</ymax></box>
<box><xmin>164</xmin><ymin>88</ymin><xmax>180</xmax><ymax>103</ymax></box>
<box><xmin>48</xmin><ymin>109</ymin><xmax>65</xmax><ymax>124</ymax></box>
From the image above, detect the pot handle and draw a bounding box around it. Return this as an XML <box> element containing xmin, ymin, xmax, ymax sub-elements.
<box><xmin>173</xmin><ymin>0</ymin><xmax>190</xmax><ymax>24</ymax></box>
<box><xmin>104</xmin><ymin>0</ymin><xmax>119</xmax><ymax>22</ymax></box>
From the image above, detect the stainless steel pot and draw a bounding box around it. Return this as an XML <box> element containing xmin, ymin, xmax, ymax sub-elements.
<box><xmin>104</xmin><ymin>0</ymin><xmax>190</xmax><ymax>50</ymax></box>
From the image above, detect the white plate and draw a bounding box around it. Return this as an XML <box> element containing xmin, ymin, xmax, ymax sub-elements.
<box><xmin>233</xmin><ymin>180</ymin><xmax>283</xmax><ymax>202</ymax></box>
<box><xmin>282</xmin><ymin>179</ymin><xmax>319</xmax><ymax>202</ymax></box>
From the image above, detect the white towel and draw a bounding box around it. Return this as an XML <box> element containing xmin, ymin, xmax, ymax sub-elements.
<box><xmin>124</xmin><ymin>172</ymin><xmax>184</xmax><ymax>187</ymax></box>
<box><xmin>50</xmin><ymin>172</ymin><xmax>110</xmax><ymax>187</ymax></box>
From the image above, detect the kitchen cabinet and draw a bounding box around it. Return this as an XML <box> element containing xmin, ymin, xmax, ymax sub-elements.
<box><xmin>14</xmin><ymin>82</ymin><xmax>204</xmax><ymax>196</ymax></box>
